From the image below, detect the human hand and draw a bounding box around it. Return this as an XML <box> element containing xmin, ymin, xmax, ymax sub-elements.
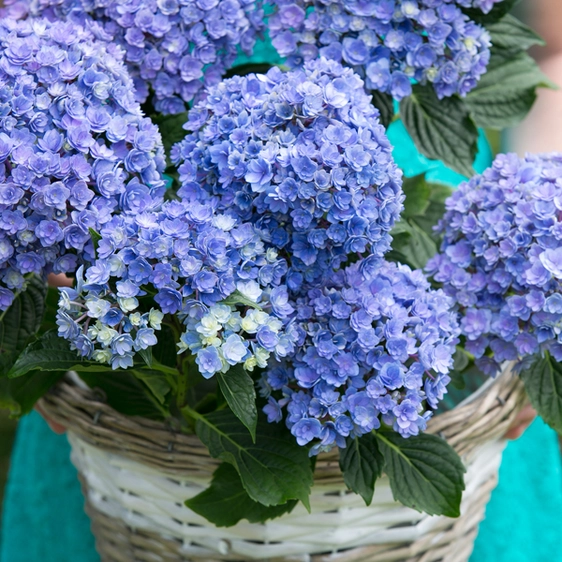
<box><xmin>35</xmin><ymin>403</ymin><xmax>66</xmax><ymax>434</ymax></box>
<box><xmin>504</xmin><ymin>404</ymin><xmax>536</xmax><ymax>441</ymax></box>
<box><xmin>47</xmin><ymin>273</ymin><xmax>73</xmax><ymax>288</ymax></box>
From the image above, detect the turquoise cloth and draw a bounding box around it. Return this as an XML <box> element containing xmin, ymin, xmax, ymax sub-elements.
<box><xmin>1</xmin><ymin>412</ymin><xmax>98</xmax><ymax>562</ymax></box>
<box><xmin>2</xmin><ymin>38</ymin><xmax>562</xmax><ymax>562</ymax></box>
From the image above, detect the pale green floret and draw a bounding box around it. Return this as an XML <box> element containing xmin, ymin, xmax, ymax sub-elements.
<box><xmin>129</xmin><ymin>312</ymin><xmax>143</xmax><ymax>326</ymax></box>
<box><xmin>58</xmin><ymin>292</ymin><xmax>74</xmax><ymax>311</ymax></box>
<box><xmin>201</xmin><ymin>335</ymin><xmax>221</xmax><ymax>347</ymax></box>
<box><xmin>148</xmin><ymin>308</ymin><xmax>164</xmax><ymax>330</ymax></box>
<box><xmin>92</xmin><ymin>349</ymin><xmax>112</xmax><ymax>364</ymax></box>
<box><xmin>210</xmin><ymin>304</ymin><xmax>232</xmax><ymax>324</ymax></box>
<box><xmin>426</xmin><ymin>67</ymin><xmax>438</xmax><ymax>81</ymax></box>
<box><xmin>464</xmin><ymin>37</ymin><xmax>476</xmax><ymax>53</ymax></box>
<box><xmin>177</xmin><ymin>335</ymin><xmax>189</xmax><ymax>354</ymax></box>
<box><xmin>267</xmin><ymin>317</ymin><xmax>283</xmax><ymax>332</ymax></box>
<box><xmin>196</xmin><ymin>314</ymin><xmax>221</xmax><ymax>338</ymax></box>
<box><xmin>108</xmin><ymin>255</ymin><xmax>126</xmax><ymax>277</ymax></box>
<box><xmin>241</xmin><ymin>314</ymin><xmax>259</xmax><ymax>334</ymax></box>
<box><xmin>254</xmin><ymin>348</ymin><xmax>270</xmax><ymax>368</ymax></box>
<box><xmin>86</xmin><ymin>298</ymin><xmax>110</xmax><ymax>318</ymax></box>
<box><xmin>251</xmin><ymin>310</ymin><xmax>271</xmax><ymax>326</ymax></box>
<box><xmin>96</xmin><ymin>324</ymin><xmax>118</xmax><ymax>346</ymax></box>
<box><xmin>226</xmin><ymin>312</ymin><xmax>242</xmax><ymax>331</ymax></box>
<box><xmin>118</xmin><ymin>296</ymin><xmax>139</xmax><ymax>312</ymax></box>
<box><xmin>236</xmin><ymin>280</ymin><xmax>262</xmax><ymax>302</ymax></box>
<box><xmin>244</xmin><ymin>356</ymin><xmax>258</xmax><ymax>371</ymax></box>
<box><xmin>265</xmin><ymin>248</ymin><xmax>278</xmax><ymax>262</ymax></box>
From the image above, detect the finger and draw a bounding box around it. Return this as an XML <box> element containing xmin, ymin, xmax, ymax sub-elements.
<box><xmin>505</xmin><ymin>425</ymin><xmax>529</xmax><ymax>441</ymax></box>
<box><xmin>47</xmin><ymin>273</ymin><xmax>73</xmax><ymax>288</ymax></box>
<box><xmin>513</xmin><ymin>404</ymin><xmax>537</xmax><ymax>425</ymax></box>
<box><xmin>35</xmin><ymin>404</ymin><xmax>66</xmax><ymax>435</ymax></box>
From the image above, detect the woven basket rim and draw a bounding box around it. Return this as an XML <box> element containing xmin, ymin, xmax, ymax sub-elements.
<box><xmin>38</xmin><ymin>364</ymin><xmax>528</xmax><ymax>481</ymax></box>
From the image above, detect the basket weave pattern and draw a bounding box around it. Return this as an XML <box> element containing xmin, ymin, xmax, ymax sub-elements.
<box><xmin>39</xmin><ymin>367</ymin><xmax>527</xmax><ymax>562</ymax></box>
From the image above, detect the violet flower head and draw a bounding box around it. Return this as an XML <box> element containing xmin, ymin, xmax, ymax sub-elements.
<box><xmin>260</xmin><ymin>259</ymin><xmax>460</xmax><ymax>453</ymax></box>
<box><xmin>0</xmin><ymin>17</ymin><xmax>166</xmax><ymax>310</ymax></box>
<box><xmin>5</xmin><ymin>0</ymin><xmax>265</xmax><ymax>114</ymax></box>
<box><xmin>268</xmin><ymin>0</ymin><xmax>494</xmax><ymax>100</ymax></box>
<box><xmin>427</xmin><ymin>152</ymin><xmax>562</xmax><ymax>375</ymax></box>
<box><xmin>172</xmin><ymin>58</ymin><xmax>404</xmax><ymax>292</ymax></box>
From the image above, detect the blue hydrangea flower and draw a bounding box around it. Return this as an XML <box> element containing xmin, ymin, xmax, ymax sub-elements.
<box><xmin>268</xmin><ymin>0</ymin><xmax>493</xmax><ymax>100</ymax></box>
<box><xmin>7</xmin><ymin>0</ymin><xmax>265</xmax><ymax>114</ymax></box>
<box><xmin>427</xmin><ymin>153</ymin><xmax>562</xmax><ymax>375</ymax></box>
<box><xmin>56</xmin><ymin>197</ymin><xmax>300</xmax><ymax>371</ymax></box>
<box><xmin>0</xmin><ymin>17</ymin><xmax>166</xmax><ymax>310</ymax></box>
<box><xmin>457</xmin><ymin>0</ymin><xmax>504</xmax><ymax>11</ymax></box>
<box><xmin>171</xmin><ymin>58</ymin><xmax>404</xmax><ymax>292</ymax></box>
<box><xmin>259</xmin><ymin>259</ymin><xmax>460</xmax><ymax>453</ymax></box>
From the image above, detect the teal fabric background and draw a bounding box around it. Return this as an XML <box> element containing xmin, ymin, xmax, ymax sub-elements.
<box><xmin>2</xmin><ymin>38</ymin><xmax>562</xmax><ymax>562</ymax></box>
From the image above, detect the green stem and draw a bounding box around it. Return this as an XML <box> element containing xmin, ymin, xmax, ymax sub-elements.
<box><xmin>181</xmin><ymin>403</ymin><xmax>202</xmax><ymax>432</ymax></box>
<box><xmin>182</xmin><ymin>404</ymin><xmax>202</xmax><ymax>421</ymax></box>
<box><xmin>151</xmin><ymin>359</ymin><xmax>180</xmax><ymax>377</ymax></box>
<box><xmin>176</xmin><ymin>362</ymin><xmax>189</xmax><ymax>409</ymax></box>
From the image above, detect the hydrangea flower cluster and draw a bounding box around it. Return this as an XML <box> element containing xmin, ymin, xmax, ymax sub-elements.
<box><xmin>56</xmin><ymin>197</ymin><xmax>299</xmax><ymax>371</ymax></box>
<box><xmin>457</xmin><ymin>0</ymin><xmax>504</xmax><ymax>12</ymax></box>
<box><xmin>0</xmin><ymin>17</ymin><xmax>166</xmax><ymax>310</ymax></box>
<box><xmin>268</xmin><ymin>0</ymin><xmax>492</xmax><ymax>100</ymax></box>
<box><xmin>260</xmin><ymin>260</ymin><xmax>460</xmax><ymax>453</ymax></box>
<box><xmin>427</xmin><ymin>153</ymin><xmax>562</xmax><ymax>376</ymax></box>
<box><xmin>171</xmin><ymin>58</ymin><xmax>404</xmax><ymax>292</ymax></box>
<box><xmin>6</xmin><ymin>0</ymin><xmax>265</xmax><ymax>114</ymax></box>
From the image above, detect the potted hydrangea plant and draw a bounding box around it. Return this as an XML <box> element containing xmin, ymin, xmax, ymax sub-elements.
<box><xmin>0</xmin><ymin>0</ymin><xmax>556</xmax><ymax>560</ymax></box>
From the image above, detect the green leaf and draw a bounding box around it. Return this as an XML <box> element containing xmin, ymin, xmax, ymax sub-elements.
<box><xmin>462</xmin><ymin>0</ymin><xmax>519</xmax><ymax>24</ymax></box>
<box><xmin>79</xmin><ymin>370</ymin><xmax>169</xmax><ymax>420</ymax></box>
<box><xmin>402</xmin><ymin>174</ymin><xmax>431</xmax><ymax>218</ymax></box>
<box><xmin>39</xmin><ymin>287</ymin><xmax>61</xmax><ymax>335</ymax></box>
<box><xmin>185</xmin><ymin>463</ymin><xmax>297</xmax><ymax>527</ymax></box>
<box><xmin>138</xmin><ymin>347</ymin><xmax>153</xmax><ymax>368</ymax></box>
<box><xmin>390</xmin><ymin>219</ymin><xmax>437</xmax><ymax>269</ymax></box>
<box><xmin>7</xmin><ymin>331</ymin><xmax>109</xmax><ymax>379</ymax></box>
<box><xmin>88</xmin><ymin>228</ymin><xmax>101</xmax><ymax>256</ymax></box>
<box><xmin>468</xmin><ymin>87</ymin><xmax>537</xmax><ymax>130</ymax></box>
<box><xmin>188</xmin><ymin>408</ymin><xmax>313</xmax><ymax>509</ymax></box>
<box><xmin>221</xmin><ymin>290</ymin><xmax>263</xmax><ymax>310</ymax></box>
<box><xmin>376</xmin><ymin>430</ymin><xmax>465</xmax><ymax>517</ymax></box>
<box><xmin>488</xmin><ymin>14</ymin><xmax>545</xmax><ymax>51</ymax></box>
<box><xmin>446</xmin><ymin>348</ymin><xmax>472</xmax><ymax>391</ymax></box>
<box><xmin>371</xmin><ymin>91</ymin><xmax>394</xmax><ymax>129</ymax></box>
<box><xmin>0</xmin><ymin>370</ymin><xmax>65</xmax><ymax>416</ymax></box>
<box><xmin>150</xmin><ymin>112</ymin><xmax>189</xmax><ymax>157</ymax></box>
<box><xmin>400</xmin><ymin>84</ymin><xmax>478</xmax><ymax>178</ymax></box>
<box><xmin>411</xmin><ymin>183</ymin><xmax>453</xmax><ymax>240</ymax></box>
<box><xmin>449</xmin><ymin>369</ymin><xmax>467</xmax><ymax>391</ymax></box>
<box><xmin>131</xmin><ymin>369</ymin><xmax>172</xmax><ymax>405</ymax></box>
<box><xmin>215</xmin><ymin>365</ymin><xmax>257</xmax><ymax>441</ymax></box>
<box><xmin>151</xmin><ymin>324</ymin><xmax>178</xmax><ymax>368</ymax></box>
<box><xmin>453</xmin><ymin>347</ymin><xmax>470</xmax><ymax>372</ymax></box>
<box><xmin>520</xmin><ymin>354</ymin><xmax>562</xmax><ymax>433</ymax></box>
<box><xmin>465</xmin><ymin>50</ymin><xmax>552</xmax><ymax>129</ymax></box>
<box><xmin>339</xmin><ymin>433</ymin><xmax>384</xmax><ymax>506</ymax></box>
<box><xmin>0</xmin><ymin>277</ymin><xmax>47</xmax><ymax>377</ymax></box>
<box><xmin>225</xmin><ymin>63</ymin><xmax>273</xmax><ymax>79</ymax></box>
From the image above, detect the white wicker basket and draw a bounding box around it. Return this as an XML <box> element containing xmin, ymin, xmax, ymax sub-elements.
<box><xmin>39</xmin><ymin>366</ymin><xmax>527</xmax><ymax>562</ymax></box>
